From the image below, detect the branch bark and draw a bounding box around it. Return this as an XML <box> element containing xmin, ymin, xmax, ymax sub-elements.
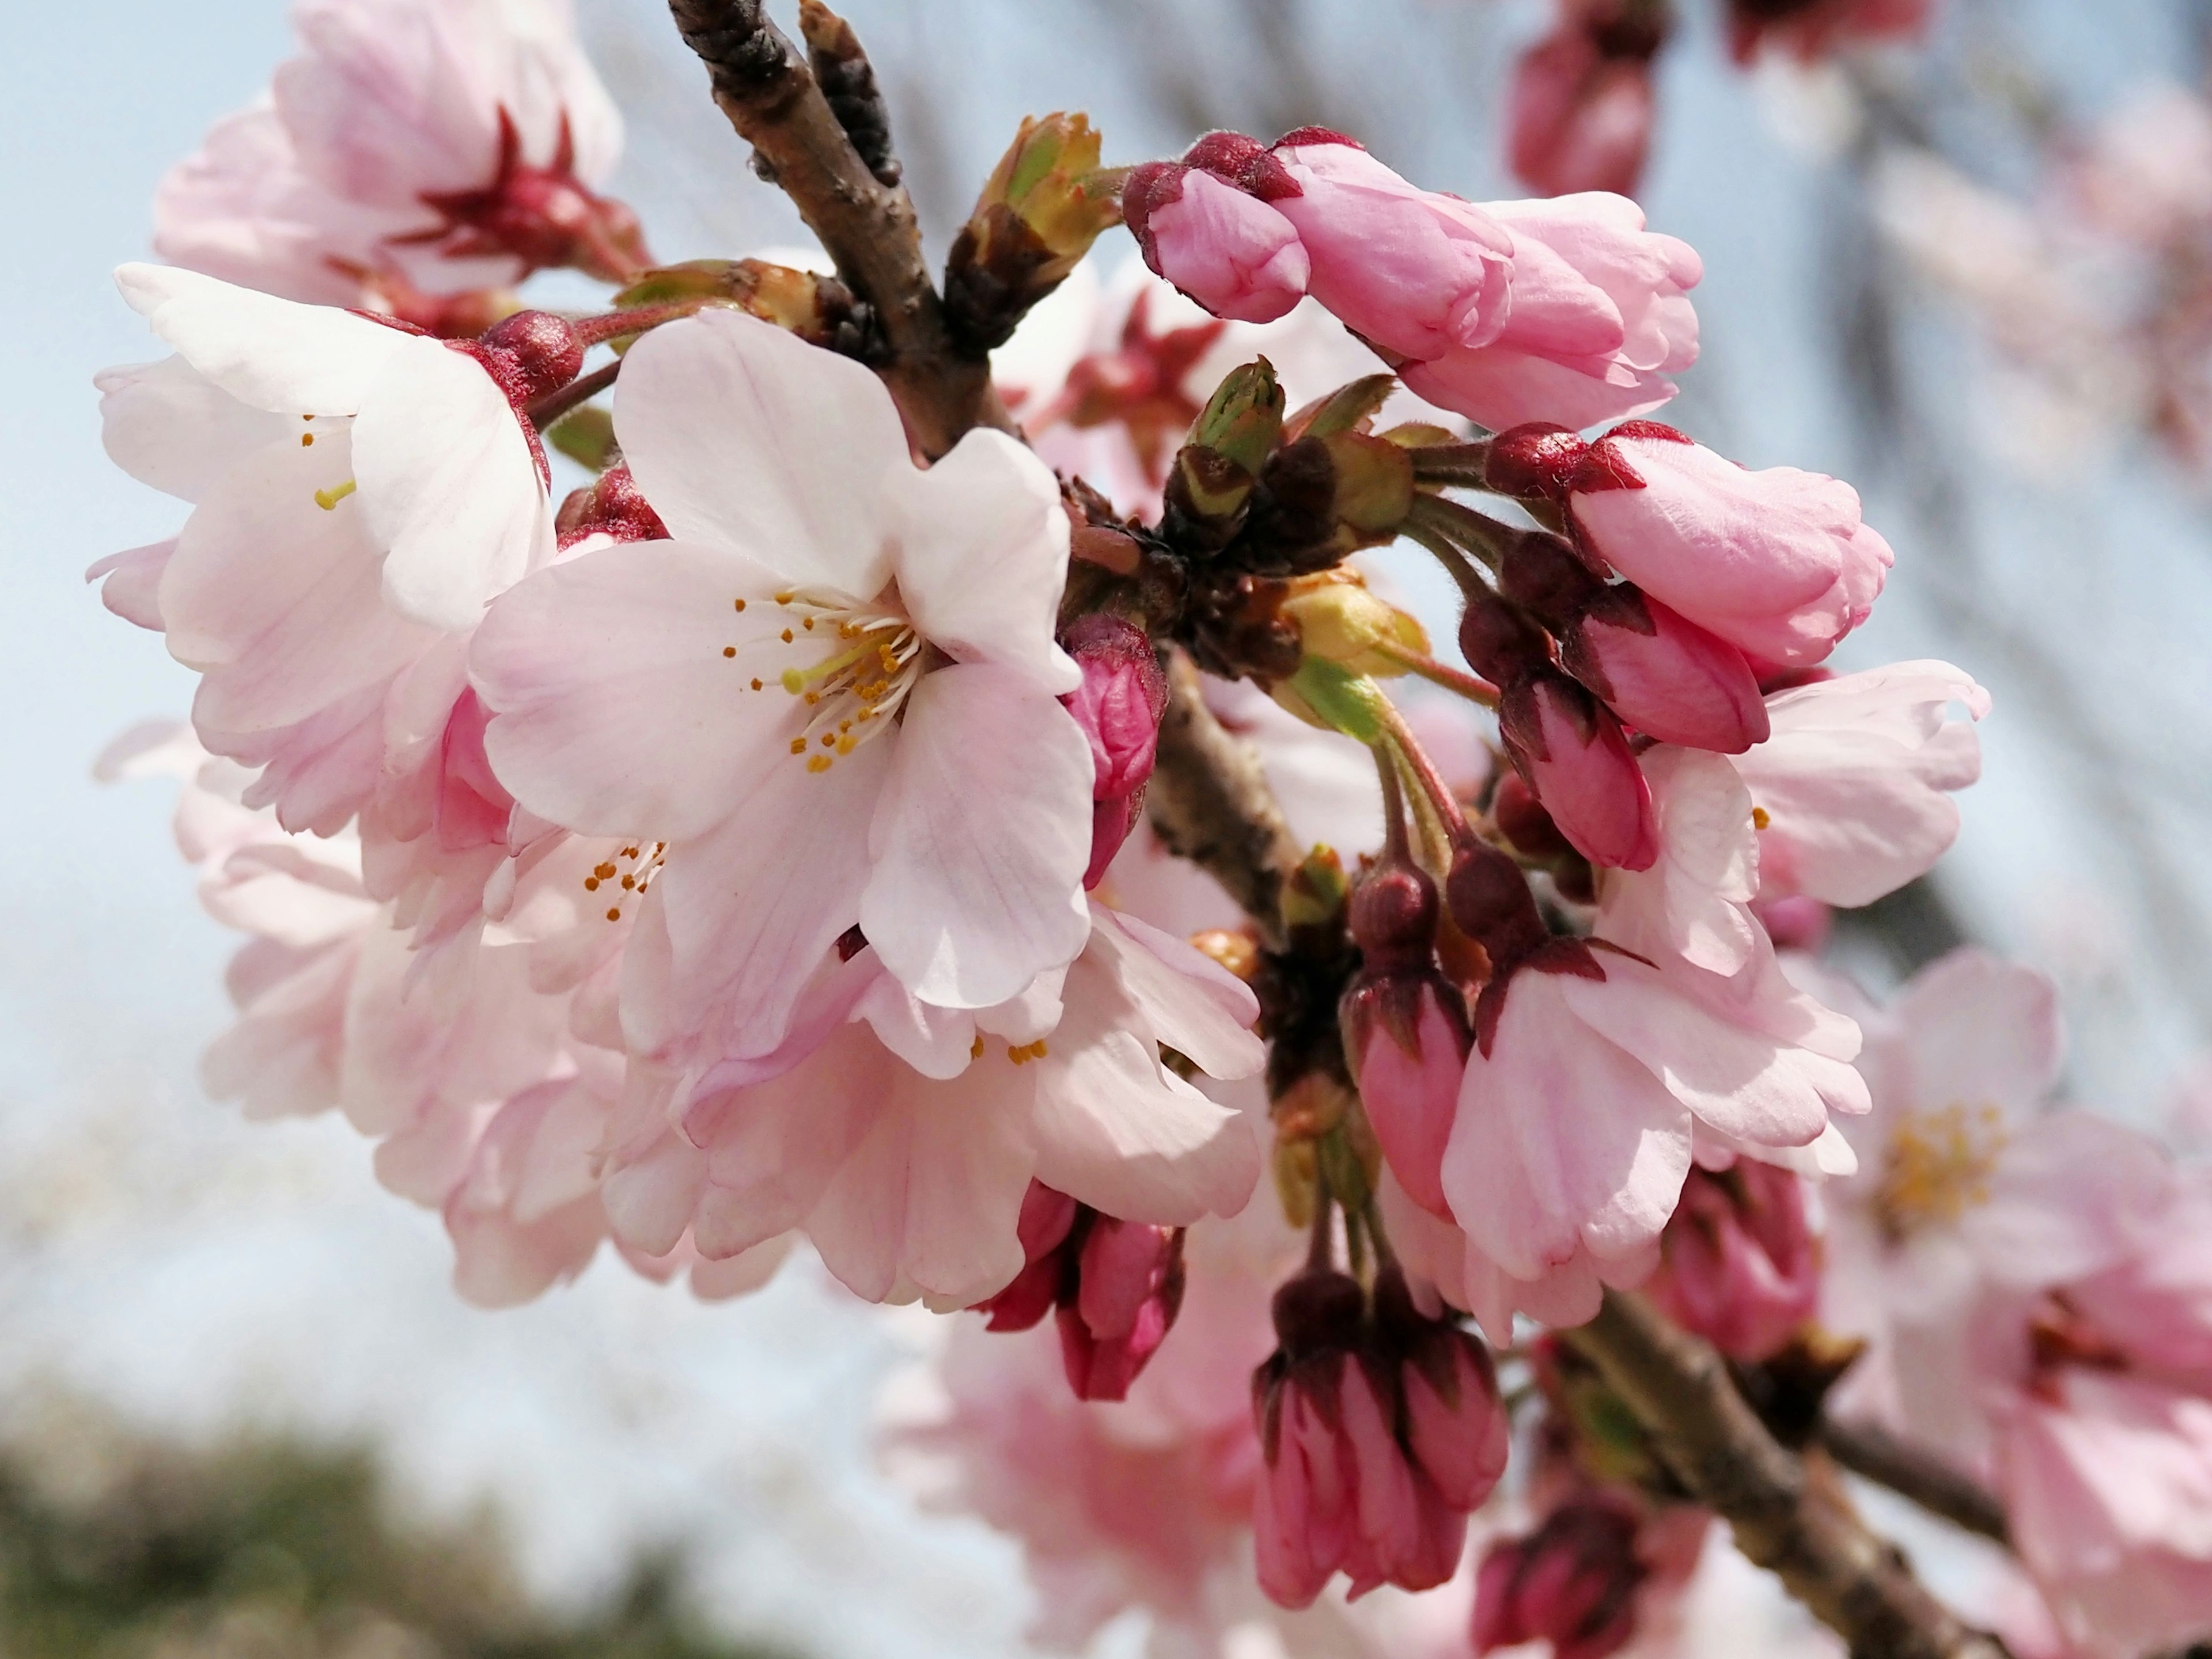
<box><xmin>1567</xmin><ymin>1291</ymin><xmax>2012</xmax><ymax>1659</ymax></box>
<box><xmin>1145</xmin><ymin>649</ymin><xmax>1305</xmax><ymax>950</ymax></box>
<box><xmin>1817</xmin><ymin>1416</ymin><xmax>2012</xmax><ymax>1547</ymax></box>
<box><xmin>665</xmin><ymin>0</ymin><xmax>1007</xmax><ymax>455</ymax></box>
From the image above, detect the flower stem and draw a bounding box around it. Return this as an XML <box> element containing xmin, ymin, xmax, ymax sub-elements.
<box><xmin>528</xmin><ymin>359</ymin><xmax>621</xmax><ymax>430</ymax></box>
<box><xmin>1366</xmin><ymin>638</ymin><xmax>1501</xmax><ymax>708</ymax></box>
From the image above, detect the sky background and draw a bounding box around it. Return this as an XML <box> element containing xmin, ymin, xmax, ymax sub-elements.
<box><xmin>1</xmin><ymin>1</ymin><xmax>2207</xmax><ymax>1654</ymax></box>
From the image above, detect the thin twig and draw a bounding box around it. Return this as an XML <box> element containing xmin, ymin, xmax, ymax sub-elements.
<box><xmin>528</xmin><ymin>359</ymin><xmax>622</xmax><ymax>430</ymax></box>
<box><xmin>1566</xmin><ymin>1291</ymin><xmax>2013</xmax><ymax>1659</ymax></box>
<box><xmin>664</xmin><ymin>0</ymin><xmax>1007</xmax><ymax>454</ymax></box>
<box><xmin>1817</xmin><ymin>1416</ymin><xmax>2012</xmax><ymax>1546</ymax></box>
<box><xmin>1145</xmin><ymin>649</ymin><xmax>1305</xmax><ymax>949</ymax></box>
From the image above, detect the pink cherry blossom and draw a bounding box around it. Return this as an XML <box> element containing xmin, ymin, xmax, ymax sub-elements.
<box><xmin>1440</xmin><ymin>753</ymin><xmax>1868</xmax><ymax>1296</ymax></box>
<box><xmin>600</xmin><ymin>903</ymin><xmax>1262</xmax><ymax>1308</ymax></box>
<box><xmin>1498</xmin><ymin>670</ymin><xmax>1659</xmax><ymax>870</ymax></box>
<box><xmin>155</xmin><ymin>0</ymin><xmax>639</xmax><ymax>310</ymax></box>
<box><xmin>1560</xmin><ymin>423</ymin><xmax>1895</xmax><ymax>668</ymax></box>
<box><xmin>1396</xmin><ymin>194</ymin><xmax>1702</xmax><ymax>432</ymax></box>
<box><xmin>1733</xmin><ymin>660</ymin><xmax>1988</xmax><ymax>908</ymax></box>
<box><xmin>100</xmin><ymin>264</ymin><xmax>555</xmax><ymax>836</ymax></box>
<box><xmin>1474</xmin><ymin>1494</ymin><xmax>1647</xmax><ymax>1659</ymax></box>
<box><xmin>1124</xmin><ymin>162</ymin><xmax>1310</xmax><ymax>325</ymax></box>
<box><xmin>1061</xmin><ymin>613</ymin><xmax>1169</xmax><ymax>889</ymax></box>
<box><xmin>474</xmin><ymin>307</ymin><xmax>1093</xmax><ymax>1063</ymax></box>
<box><xmin>1562</xmin><ymin>588</ymin><xmax>1771</xmax><ymax>753</ymax></box>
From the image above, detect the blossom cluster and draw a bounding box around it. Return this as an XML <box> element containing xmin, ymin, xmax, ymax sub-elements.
<box><xmin>85</xmin><ymin>2</ymin><xmax>2212</xmax><ymax>1657</ymax></box>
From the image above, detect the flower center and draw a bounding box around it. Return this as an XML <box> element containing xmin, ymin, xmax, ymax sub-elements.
<box><xmin>733</xmin><ymin>588</ymin><xmax>923</xmax><ymax>774</ymax></box>
<box><xmin>1875</xmin><ymin>1101</ymin><xmax>2008</xmax><ymax>1241</ymax></box>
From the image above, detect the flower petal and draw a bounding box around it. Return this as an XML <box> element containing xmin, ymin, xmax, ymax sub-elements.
<box><xmin>861</xmin><ymin>663</ymin><xmax>1093</xmax><ymax>1008</ymax></box>
<box><xmin>97</xmin><ymin>355</ymin><xmax>293</xmax><ymax>502</ymax></box>
<box><xmin>115</xmin><ymin>262</ymin><xmax>410</xmax><ymax>414</ymax></box>
<box><xmin>615</xmin><ymin>309</ymin><xmax>904</xmax><ymax>598</ymax></box>
<box><xmin>895</xmin><ymin>429</ymin><xmax>1077</xmax><ymax>692</ymax></box>
<box><xmin>354</xmin><ymin>337</ymin><xmax>553</xmax><ymax>630</ymax></box>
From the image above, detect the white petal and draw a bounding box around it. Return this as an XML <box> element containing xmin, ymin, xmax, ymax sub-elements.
<box><xmin>895</xmin><ymin>429</ymin><xmax>1078</xmax><ymax>692</ymax></box>
<box><xmin>861</xmin><ymin>664</ymin><xmax>1093</xmax><ymax>1008</ymax></box>
<box><xmin>354</xmin><ymin>338</ymin><xmax>552</xmax><ymax>630</ymax></box>
<box><xmin>1086</xmin><ymin>904</ymin><xmax>1264</xmax><ymax>1082</ymax></box>
<box><xmin>116</xmin><ymin>263</ymin><xmax>410</xmax><ymax>414</ymax></box>
<box><xmin>615</xmin><ymin>309</ymin><xmax>906</xmax><ymax>598</ymax></box>
<box><xmin>97</xmin><ymin>356</ymin><xmax>293</xmax><ymax>502</ymax></box>
<box><xmin>474</xmin><ymin>540</ymin><xmax>809</xmax><ymax>840</ymax></box>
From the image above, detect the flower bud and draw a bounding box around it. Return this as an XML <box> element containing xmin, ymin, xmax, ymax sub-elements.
<box><xmin>477</xmin><ymin>308</ymin><xmax>585</xmax><ymax>405</ymax></box>
<box><xmin>1374</xmin><ymin>1269</ymin><xmax>1510</xmax><ymax>1510</ymax></box>
<box><xmin>1498</xmin><ymin>672</ymin><xmax>1657</xmax><ymax>871</ymax></box>
<box><xmin>1508</xmin><ymin>0</ymin><xmax>1669</xmax><ymax>199</ymax></box>
<box><xmin>1342</xmin><ymin>863</ymin><xmax>1470</xmax><ymax>1217</ymax></box>
<box><xmin>1167</xmin><ymin>359</ymin><xmax>1285</xmax><ymax>531</ymax></box>
<box><xmin>1560</xmin><ymin>585</ymin><xmax>1770</xmax><ymax>752</ymax></box>
<box><xmin>1474</xmin><ymin>1497</ymin><xmax>1647</xmax><ymax>1659</ymax></box>
<box><xmin>1646</xmin><ymin>1162</ymin><xmax>1818</xmax><ymax>1363</ymax></box>
<box><xmin>555</xmin><ymin>466</ymin><xmax>669</xmax><ymax>551</ymax></box>
<box><xmin>972</xmin><ymin>1180</ymin><xmax>1080</xmax><ymax>1332</ymax></box>
<box><xmin>1281</xmin><ymin>571</ymin><xmax>1427</xmax><ymax>677</ymax></box>
<box><xmin>1125</xmin><ymin>162</ymin><xmax>1310</xmax><ymax>325</ymax></box>
<box><xmin>1060</xmin><ymin>614</ymin><xmax>1169</xmax><ymax>886</ymax></box>
<box><xmin>1057</xmin><ymin>1216</ymin><xmax>1186</xmax><ymax>1402</ymax></box>
<box><xmin>612</xmin><ymin>259</ymin><xmax>868</xmax><ymax>353</ymax></box>
<box><xmin>947</xmin><ymin>113</ymin><xmax>1127</xmax><ymax>350</ymax></box>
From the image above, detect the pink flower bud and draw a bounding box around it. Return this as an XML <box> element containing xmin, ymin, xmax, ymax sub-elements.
<box><xmin>1645</xmin><ymin>1162</ymin><xmax>1819</xmax><ymax>1362</ymax></box>
<box><xmin>1375</xmin><ymin>1271</ymin><xmax>1512</xmax><ymax>1510</ymax></box>
<box><xmin>1566</xmin><ymin>422</ymin><xmax>1893</xmax><ymax>668</ymax></box>
<box><xmin>1508</xmin><ymin>1</ymin><xmax>1669</xmax><ymax>199</ymax></box>
<box><xmin>1560</xmin><ymin>585</ymin><xmax>1770</xmax><ymax>752</ymax></box>
<box><xmin>1499</xmin><ymin>672</ymin><xmax>1658</xmax><ymax>870</ymax></box>
<box><xmin>1125</xmin><ymin>163</ymin><xmax>1310</xmax><ymax>324</ymax></box>
<box><xmin>973</xmin><ymin>1179</ymin><xmax>1080</xmax><ymax>1333</ymax></box>
<box><xmin>554</xmin><ymin>465</ymin><xmax>670</xmax><ymax>551</ymax></box>
<box><xmin>1060</xmin><ymin>613</ymin><xmax>1169</xmax><ymax>887</ymax></box>
<box><xmin>1474</xmin><ymin>1497</ymin><xmax>1647</xmax><ymax>1659</ymax></box>
<box><xmin>1267</xmin><ymin>138</ymin><xmax>1516</xmax><ymax>362</ymax></box>
<box><xmin>1057</xmin><ymin>1216</ymin><xmax>1187</xmax><ymax>1402</ymax></box>
<box><xmin>1343</xmin><ymin>976</ymin><xmax>1469</xmax><ymax>1218</ymax></box>
<box><xmin>1399</xmin><ymin>198</ymin><xmax>1701</xmax><ymax>433</ymax></box>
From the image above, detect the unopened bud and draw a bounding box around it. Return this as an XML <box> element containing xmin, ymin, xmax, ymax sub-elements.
<box><xmin>1348</xmin><ymin>861</ymin><xmax>1441</xmax><ymax>965</ymax></box>
<box><xmin>1060</xmin><ymin>613</ymin><xmax>1169</xmax><ymax>887</ymax></box>
<box><xmin>1498</xmin><ymin>672</ymin><xmax>1657</xmax><ymax>872</ymax></box>
<box><xmin>1168</xmin><ymin>359</ymin><xmax>1285</xmax><ymax>530</ymax></box>
<box><xmin>948</xmin><ymin>113</ymin><xmax>1126</xmax><ymax>351</ymax></box>
<box><xmin>1646</xmin><ymin>1162</ymin><xmax>1819</xmax><ymax>1363</ymax></box>
<box><xmin>1474</xmin><ymin>1498</ymin><xmax>1647</xmax><ymax>1659</ymax></box>
<box><xmin>1560</xmin><ymin>586</ymin><xmax>1770</xmax><ymax>753</ymax></box>
<box><xmin>1058</xmin><ymin>1217</ymin><xmax>1187</xmax><ymax>1401</ymax></box>
<box><xmin>555</xmin><ymin>465</ymin><xmax>669</xmax><ymax>550</ymax></box>
<box><xmin>612</xmin><ymin>259</ymin><xmax>867</xmax><ymax>353</ymax></box>
<box><xmin>1280</xmin><ymin>570</ymin><xmax>1427</xmax><ymax>677</ymax></box>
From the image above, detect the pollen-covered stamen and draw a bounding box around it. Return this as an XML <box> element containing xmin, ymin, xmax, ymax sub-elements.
<box><xmin>733</xmin><ymin>587</ymin><xmax>924</xmax><ymax>774</ymax></box>
<box><xmin>1876</xmin><ymin>1101</ymin><xmax>2008</xmax><ymax>1240</ymax></box>
<box><xmin>581</xmin><ymin>840</ymin><xmax>665</xmax><ymax>922</ymax></box>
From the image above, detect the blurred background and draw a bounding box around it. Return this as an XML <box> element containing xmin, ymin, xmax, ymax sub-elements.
<box><xmin>5</xmin><ymin>0</ymin><xmax>2211</xmax><ymax>1652</ymax></box>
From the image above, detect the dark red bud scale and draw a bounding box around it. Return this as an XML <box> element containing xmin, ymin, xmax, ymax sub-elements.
<box><xmin>556</xmin><ymin>465</ymin><xmax>669</xmax><ymax>550</ymax></box>
<box><xmin>1499</xmin><ymin>532</ymin><xmax>1605</xmax><ymax>626</ymax></box>
<box><xmin>1459</xmin><ymin>588</ymin><xmax>1554</xmax><ymax>684</ymax></box>
<box><xmin>1271</xmin><ymin>125</ymin><xmax>1363</xmax><ymax>150</ymax></box>
<box><xmin>1180</xmin><ymin>130</ymin><xmax>1302</xmax><ymax>199</ymax></box>
<box><xmin>1491</xmin><ymin>771</ymin><xmax>1580</xmax><ymax>864</ymax></box>
<box><xmin>1122</xmin><ymin>160</ymin><xmax>1189</xmax><ymax>262</ymax></box>
<box><xmin>1482</xmin><ymin>422</ymin><xmax>1588</xmax><ymax>502</ymax></box>
<box><xmin>1270</xmin><ymin>1271</ymin><xmax>1368</xmax><ymax>1358</ymax></box>
<box><xmin>1445</xmin><ymin>839</ymin><xmax>1548</xmax><ymax>966</ymax></box>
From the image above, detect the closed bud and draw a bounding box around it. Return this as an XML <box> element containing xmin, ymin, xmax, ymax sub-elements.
<box><xmin>949</xmin><ymin>113</ymin><xmax>1126</xmax><ymax>350</ymax></box>
<box><xmin>1646</xmin><ymin>1162</ymin><xmax>1819</xmax><ymax>1363</ymax></box>
<box><xmin>1060</xmin><ymin>614</ymin><xmax>1168</xmax><ymax>886</ymax></box>
<box><xmin>613</xmin><ymin>259</ymin><xmax>867</xmax><ymax>353</ymax></box>
<box><xmin>1499</xmin><ymin>672</ymin><xmax>1658</xmax><ymax>871</ymax></box>
<box><xmin>1560</xmin><ymin>586</ymin><xmax>1770</xmax><ymax>752</ymax></box>
<box><xmin>1341</xmin><ymin>975</ymin><xmax>1468</xmax><ymax>1216</ymax></box>
<box><xmin>1280</xmin><ymin>570</ymin><xmax>1427</xmax><ymax>677</ymax></box>
<box><xmin>555</xmin><ymin>465</ymin><xmax>669</xmax><ymax>550</ymax></box>
<box><xmin>1058</xmin><ymin>1217</ymin><xmax>1187</xmax><ymax>1401</ymax></box>
<box><xmin>1474</xmin><ymin>1497</ymin><xmax>1647</xmax><ymax>1659</ymax></box>
<box><xmin>1169</xmin><ymin>359</ymin><xmax>1285</xmax><ymax>529</ymax></box>
<box><xmin>972</xmin><ymin>1179</ymin><xmax>1081</xmax><ymax>1332</ymax></box>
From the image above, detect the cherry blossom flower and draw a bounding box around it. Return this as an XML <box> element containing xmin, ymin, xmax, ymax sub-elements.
<box><xmin>1507</xmin><ymin>0</ymin><xmax>1669</xmax><ymax>199</ymax></box>
<box><xmin>155</xmin><ymin>0</ymin><xmax>640</xmax><ymax>312</ymax></box>
<box><xmin>474</xmin><ymin>307</ymin><xmax>1093</xmax><ymax>1062</ymax></box>
<box><xmin>1734</xmin><ymin>661</ymin><xmax>1988</xmax><ymax>907</ymax></box>
<box><xmin>599</xmin><ymin>903</ymin><xmax>1263</xmax><ymax>1309</ymax></box>
<box><xmin>1645</xmin><ymin>1160</ymin><xmax>1820</xmax><ymax>1362</ymax></box>
<box><xmin>1439</xmin><ymin>749</ymin><xmax>1868</xmax><ymax>1313</ymax></box>
<box><xmin>99</xmin><ymin>265</ymin><xmax>556</xmax><ymax>836</ymax></box>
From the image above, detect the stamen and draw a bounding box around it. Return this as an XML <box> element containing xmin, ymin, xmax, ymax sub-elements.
<box><xmin>313</xmin><ymin>480</ymin><xmax>358</xmax><ymax>511</ymax></box>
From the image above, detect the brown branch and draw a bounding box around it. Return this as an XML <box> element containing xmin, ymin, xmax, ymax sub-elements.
<box><xmin>1817</xmin><ymin>1416</ymin><xmax>2012</xmax><ymax>1547</ymax></box>
<box><xmin>1146</xmin><ymin>649</ymin><xmax>1304</xmax><ymax>950</ymax></box>
<box><xmin>1566</xmin><ymin>1291</ymin><xmax>2012</xmax><ymax>1659</ymax></box>
<box><xmin>664</xmin><ymin>0</ymin><xmax>1007</xmax><ymax>456</ymax></box>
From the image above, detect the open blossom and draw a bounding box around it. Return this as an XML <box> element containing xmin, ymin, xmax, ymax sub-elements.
<box><xmin>97</xmin><ymin>265</ymin><xmax>559</xmax><ymax>838</ymax></box>
<box><xmin>156</xmin><ymin>0</ymin><xmax>641</xmax><ymax>312</ymax></box>
<box><xmin>475</xmin><ymin>308</ymin><xmax>1094</xmax><ymax>1065</ymax></box>
<box><xmin>1440</xmin><ymin>750</ymin><xmax>1868</xmax><ymax>1309</ymax></box>
<box><xmin>1735</xmin><ymin>661</ymin><xmax>1988</xmax><ymax>907</ymax></box>
<box><xmin>1960</xmin><ymin>1172</ymin><xmax>2212</xmax><ymax>1657</ymax></box>
<box><xmin>1126</xmin><ymin>130</ymin><xmax>1700</xmax><ymax>431</ymax></box>
<box><xmin>600</xmin><ymin>903</ymin><xmax>1263</xmax><ymax>1308</ymax></box>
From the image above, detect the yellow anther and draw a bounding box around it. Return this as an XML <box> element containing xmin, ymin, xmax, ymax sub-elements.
<box><xmin>313</xmin><ymin>480</ymin><xmax>358</xmax><ymax>511</ymax></box>
<box><xmin>781</xmin><ymin>628</ymin><xmax>795</xmax><ymax>643</ymax></box>
<box><xmin>750</xmin><ymin>678</ymin><xmax>764</xmax><ymax>691</ymax></box>
<box><xmin>733</xmin><ymin>598</ymin><xmax>748</xmax><ymax>612</ymax></box>
<box><xmin>806</xmin><ymin>754</ymin><xmax>834</xmax><ymax>773</ymax></box>
<box><xmin>820</xmin><ymin>733</ymin><xmax>837</xmax><ymax>747</ymax></box>
<box><xmin>300</xmin><ymin>433</ymin><xmax>315</xmax><ymax>447</ymax></box>
<box><xmin>594</xmin><ymin>863</ymin><xmax>617</xmax><ymax>879</ymax></box>
<box><xmin>970</xmin><ymin>1034</ymin><xmax>986</xmax><ymax>1059</ymax></box>
<box><xmin>790</xmin><ymin>738</ymin><xmax>808</xmax><ymax>755</ymax></box>
<box><xmin>605</xmin><ymin>907</ymin><xmax>622</xmax><ymax>922</ymax></box>
<box><xmin>803</xmin><ymin>617</ymin><xmax>816</xmax><ymax>630</ymax></box>
<box><xmin>774</xmin><ymin>590</ymin><xmax>796</xmax><ymax>605</ymax></box>
<box><xmin>584</xmin><ymin>877</ymin><xmax>600</xmax><ymax>892</ymax></box>
<box><xmin>1878</xmin><ymin>1102</ymin><xmax>2008</xmax><ymax>1239</ymax></box>
<box><xmin>836</xmin><ymin>734</ymin><xmax>857</xmax><ymax>755</ymax></box>
<box><xmin>620</xmin><ymin>874</ymin><xmax>636</xmax><ymax>890</ymax></box>
<box><xmin>723</xmin><ymin>646</ymin><xmax>737</xmax><ymax>658</ymax></box>
<box><xmin>1752</xmin><ymin>806</ymin><xmax>1772</xmax><ymax>830</ymax></box>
